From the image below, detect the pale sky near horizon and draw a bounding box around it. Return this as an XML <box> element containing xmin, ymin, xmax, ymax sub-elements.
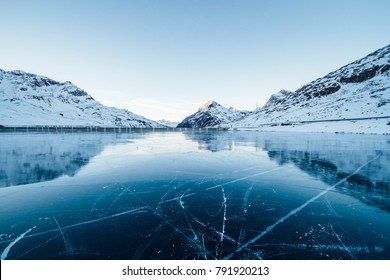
<box><xmin>1</xmin><ymin>0</ymin><xmax>389</xmax><ymax>121</ymax></box>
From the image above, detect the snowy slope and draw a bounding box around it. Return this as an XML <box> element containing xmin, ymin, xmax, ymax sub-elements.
<box><xmin>0</xmin><ymin>69</ymin><xmax>165</xmax><ymax>128</ymax></box>
<box><xmin>177</xmin><ymin>101</ymin><xmax>249</xmax><ymax>128</ymax></box>
<box><xmin>233</xmin><ymin>45</ymin><xmax>390</xmax><ymax>131</ymax></box>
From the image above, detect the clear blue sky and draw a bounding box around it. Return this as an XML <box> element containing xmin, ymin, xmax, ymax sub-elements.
<box><xmin>1</xmin><ymin>0</ymin><xmax>389</xmax><ymax>121</ymax></box>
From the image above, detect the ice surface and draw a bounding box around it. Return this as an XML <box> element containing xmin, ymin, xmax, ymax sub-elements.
<box><xmin>0</xmin><ymin>131</ymin><xmax>389</xmax><ymax>259</ymax></box>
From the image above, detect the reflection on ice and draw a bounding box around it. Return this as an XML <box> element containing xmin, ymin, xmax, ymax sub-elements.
<box><xmin>0</xmin><ymin>133</ymin><xmax>144</xmax><ymax>187</ymax></box>
<box><xmin>186</xmin><ymin>132</ymin><xmax>390</xmax><ymax>212</ymax></box>
<box><xmin>0</xmin><ymin>131</ymin><xmax>389</xmax><ymax>259</ymax></box>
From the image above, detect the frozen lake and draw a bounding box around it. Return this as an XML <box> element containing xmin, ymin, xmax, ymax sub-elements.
<box><xmin>0</xmin><ymin>131</ymin><xmax>389</xmax><ymax>260</ymax></box>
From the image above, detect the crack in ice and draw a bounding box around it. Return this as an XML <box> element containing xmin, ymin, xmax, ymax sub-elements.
<box><xmin>202</xmin><ymin>234</ymin><xmax>208</xmax><ymax>260</ymax></box>
<box><xmin>63</xmin><ymin>207</ymin><xmax>148</xmax><ymax>229</ymax></box>
<box><xmin>330</xmin><ymin>225</ymin><xmax>356</xmax><ymax>259</ymax></box>
<box><xmin>53</xmin><ymin>217</ymin><xmax>72</xmax><ymax>255</ymax></box>
<box><xmin>206</xmin><ymin>166</ymin><xmax>284</xmax><ymax>190</ymax></box>
<box><xmin>238</xmin><ymin>183</ymin><xmax>254</xmax><ymax>245</ymax></box>
<box><xmin>179</xmin><ymin>191</ymin><xmax>198</xmax><ymax>241</ymax></box>
<box><xmin>1</xmin><ymin>227</ymin><xmax>35</xmax><ymax>260</ymax></box>
<box><xmin>220</xmin><ymin>186</ymin><xmax>227</xmax><ymax>244</ymax></box>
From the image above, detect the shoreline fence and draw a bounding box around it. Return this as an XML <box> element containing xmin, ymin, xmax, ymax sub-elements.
<box><xmin>0</xmin><ymin>126</ymin><xmax>228</xmax><ymax>133</ymax></box>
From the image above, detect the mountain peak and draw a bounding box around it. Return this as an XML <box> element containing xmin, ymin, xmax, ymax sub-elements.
<box><xmin>198</xmin><ymin>101</ymin><xmax>220</xmax><ymax>111</ymax></box>
<box><xmin>263</xmin><ymin>90</ymin><xmax>294</xmax><ymax>108</ymax></box>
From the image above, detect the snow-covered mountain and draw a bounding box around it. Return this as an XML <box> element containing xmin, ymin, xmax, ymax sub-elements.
<box><xmin>157</xmin><ymin>119</ymin><xmax>179</xmax><ymax>128</ymax></box>
<box><xmin>0</xmin><ymin>69</ymin><xmax>165</xmax><ymax>128</ymax></box>
<box><xmin>176</xmin><ymin>101</ymin><xmax>249</xmax><ymax>128</ymax></box>
<box><xmin>234</xmin><ymin>44</ymin><xmax>390</xmax><ymax>129</ymax></box>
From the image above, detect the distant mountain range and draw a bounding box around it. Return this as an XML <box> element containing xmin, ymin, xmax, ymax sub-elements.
<box><xmin>157</xmin><ymin>119</ymin><xmax>179</xmax><ymax>128</ymax></box>
<box><xmin>179</xmin><ymin>44</ymin><xmax>390</xmax><ymax>131</ymax></box>
<box><xmin>1</xmin><ymin>44</ymin><xmax>389</xmax><ymax>131</ymax></box>
<box><xmin>0</xmin><ymin>70</ymin><xmax>165</xmax><ymax>128</ymax></box>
